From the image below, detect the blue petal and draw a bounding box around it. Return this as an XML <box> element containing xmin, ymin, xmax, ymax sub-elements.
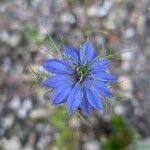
<box><xmin>85</xmin><ymin>86</ymin><xmax>103</xmax><ymax>110</ymax></box>
<box><xmin>43</xmin><ymin>59</ymin><xmax>74</xmax><ymax>74</ymax></box>
<box><xmin>51</xmin><ymin>84</ymin><xmax>73</xmax><ymax>105</ymax></box>
<box><xmin>90</xmin><ymin>59</ymin><xmax>110</xmax><ymax>72</ymax></box>
<box><xmin>94</xmin><ymin>80</ymin><xmax>112</xmax><ymax>97</ymax></box>
<box><xmin>80</xmin><ymin>41</ymin><xmax>96</xmax><ymax>64</ymax></box>
<box><xmin>42</xmin><ymin>75</ymin><xmax>73</xmax><ymax>88</ymax></box>
<box><xmin>67</xmin><ymin>84</ymin><xmax>83</xmax><ymax>114</ymax></box>
<box><xmin>80</xmin><ymin>99</ymin><xmax>92</xmax><ymax>116</ymax></box>
<box><xmin>85</xmin><ymin>76</ymin><xmax>112</xmax><ymax>97</ymax></box>
<box><xmin>93</xmin><ymin>71</ymin><xmax>117</xmax><ymax>83</ymax></box>
<box><xmin>64</xmin><ymin>47</ymin><xmax>79</xmax><ymax>64</ymax></box>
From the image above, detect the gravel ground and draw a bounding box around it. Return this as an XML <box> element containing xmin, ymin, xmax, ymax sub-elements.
<box><xmin>0</xmin><ymin>0</ymin><xmax>150</xmax><ymax>149</ymax></box>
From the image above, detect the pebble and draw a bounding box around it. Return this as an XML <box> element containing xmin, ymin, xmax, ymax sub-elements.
<box><xmin>87</xmin><ymin>0</ymin><xmax>112</xmax><ymax>17</ymax></box>
<box><xmin>124</xmin><ymin>27</ymin><xmax>135</xmax><ymax>38</ymax></box>
<box><xmin>121</xmin><ymin>51</ymin><xmax>134</xmax><ymax>61</ymax></box>
<box><xmin>1</xmin><ymin>57</ymin><xmax>12</xmax><ymax>73</ymax></box>
<box><xmin>69</xmin><ymin>117</ymin><xmax>80</xmax><ymax>129</ymax></box>
<box><xmin>118</xmin><ymin>76</ymin><xmax>133</xmax><ymax>92</ymax></box>
<box><xmin>22</xmin><ymin>146</ymin><xmax>33</xmax><ymax>150</ymax></box>
<box><xmin>118</xmin><ymin>76</ymin><xmax>133</xmax><ymax>98</ymax></box>
<box><xmin>22</xmin><ymin>98</ymin><xmax>33</xmax><ymax>112</ymax></box>
<box><xmin>2</xmin><ymin>115</ymin><xmax>14</xmax><ymax>129</ymax></box>
<box><xmin>14</xmin><ymin>63</ymin><xmax>24</xmax><ymax>74</ymax></box>
<box><xmin>121</xmin><ymin>61</ymin><xmax>131</xmax><ymax>72</ymax></box>
<box><xmin>60</xmin><ymin>12</ymin><xmax>75</xmax><ymax>24</ymax></box>
<box><xmin>35</xmin><ymin>123</ymin><xmax>51</xmax><ymax>134</ymax></box>
<box><xmin>121</xmin><ymin>51</ymin><xmax>134</xmax><ymax>71</ymax></box>
<box><xmin>17</xmin><ymin>107</ymin><xmax>28</xmax><ymax>119</ymax></box>
<box><xmin>114</xmin><ymin>104</ymin><xmax>126</xmax><ymax>115</ymax></box>
<box><xmin>29</xmin><ymin>108</ymin><xmax>51</xmax><ymax>121</ymax></box>
<box><xmin>103</xmin><ymin>19</ymin><xmax>117</xmax><ymax>30</ymax></box>
<box><xmin>2</xmin><ymin>136</ymin><xmax>21</xmax><ymax>150</ymax></box>
<box><xmin>9</xmin><ymin>96</ymin><xmax>21</xmax><ymax>110</ymax></box>
<box><xmin>37</xmin><ymin>136</ymin><xmax>51</xmax><ymax>150</ymax></box>
<box><xmin>8</xmin><ymin>33</ymin><xmax>21</xmax><ymax>47</ymax></box>
<box><xmin>0</xmin><ymin>30</ymin><xmax>9</xmax><ymax>43</ymax></box>
<box><xmin>83</xmin><ymin>140</ymin><xmax>101</xmax><ymax>150</ymax></box>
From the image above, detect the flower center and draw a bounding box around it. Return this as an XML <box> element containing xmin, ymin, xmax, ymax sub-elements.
<box><xmin>76</xmin><ymin>65</ymin><xmax>89</xmax><ymax>81</ymax></box>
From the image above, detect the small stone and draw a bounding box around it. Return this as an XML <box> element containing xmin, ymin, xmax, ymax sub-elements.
<box><xmin>2</xmin><ymin>136</ymin><xmax>21</xmax><ymax>150</ymax></box>
<box><xmin>15</xmin><ymin>64</ymin><xmax>24</xmax><ymax>74</ymax></box>
<box><xmin>87</xmin><ymin>0</ymin><xmax>112</xmax><ymax>17</ymax></box>
<box><xmin>8</xmin><ymin>33</ymin><xmax>21</xmax><ymax>47</ymax></box>
<box><xmin>121</xmin><ymin>51</ymin><xmax>134</xmax><ymax>71</ymax></box>
<box><xmin>1</xmin><ymin>57</ymin><xmax>12</xmax><ymax>73</ymax></box>
<box><xmin>35</xmin><ymin>123</ymin><xmax>51</xmax><ymax>134</ymax></box>
<box><xmin>29</xmin><ymin>108</ymin><xmax>51</xmax><ymax>121</ymax></box>
<box><xmin>121</xmin><ymin>52</ymin><xmax>134</xmax><ymax>61</ymax></box>
<box><xmin>124</xmin><ymin>27</ymin><xmax>135</xmax><ymax>38</ymax></box>
<box><xmin>83</xmin><ymin>140</ymin><xmax>101</xmax><ymax>150</ymax></box>
<box><xmin>22</xmin><ymin>146</ymin><xmax>33</xmax><ymax>150</ymax></box>
<box><xmin>2</xmin><ymin>115</ymin><xmax>14</xmax><ymax>129</ymax></box>
<box><xmin>60</xmin><ymin>12</ymin><xmax>75</xmax><ymax>24</ymax></box>
<box><xmin>103</xmin><ymin>19</ymin><xmax>117</xmax><ymax>30</ymax></box>
<box><xmin>37</xmin><ymin>136</ymin><xmax>51</xmax><ymax>150</ymax></box>
<box><xmin>119</xmin><ymin>76</ymin><xmax>133</xmax><ymax>92</ymax></box>
<box><xmin>69</xmin><ymin>117</ymin><xmax>80</xmax><ymax>129</ymax></box>
<box><xmin>9</xmin><ymin>96</ymin><xmax>21</xmax><ymax>110</ymax></box>
<box><xmin>0</xmin><ymin>30</ymin><xmax>9</xmax><ymax>42</ymax></box>
<box><xmin>22</xmin><ymin>98</ymin><xmax>33</xmax><ymax>111</ymax></box>
<box><xmin>17</xmin><ymin>107</ymin><xmax>28</xmax><ymax>119</ymax></box>
<box><xmin>121</xmin><ymin>61</ymin><xmax>131</xmax><ymax>72</ymax></box>
<box><xmin>114</xmin><ymin>104</ymin><xmax>126</xmax><ymax>115</ymax></box>
<box><xmin>38</xmin><ymin>24</ymin><xmax>52</xmax><ymax>37</ymax></box>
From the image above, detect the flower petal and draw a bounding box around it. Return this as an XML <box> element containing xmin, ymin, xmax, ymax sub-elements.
<box><xmin>43</xmin><ymin>59</ymin><xmax>74</xmax><ymax>74</ymax></box>
<box><xmin>67</xmin><ymin>84</ymin><xmax>83</xmax><ymax>114</ymax></box>
<box><xmin>90</xmin><ymin>59</ymin><xmax>110</xmax><ymax>72</ymax></box>
<box><xmin>80</xmin><ymin>99</ymin><xmax>92</xmax><ymax>116</ymax></box>
<box><xmin>85</xmin><ymin>86</ymin><xmax>103</xmax><ymax>110</ymax></box>
<box><xmin>83</xmin><ymin>75</ymin><xmax>112</xmax><ymax>97</ymax></box>
<box><xmin>94</xmin><ymin>80</ymin><xmax>112</xmax><ymax>97</ymax></box>
<box><xmin>51</xmin><ymin>84</ymin><xmax>73</xmax><ymax>105</ymax></box>
<box><xmin>93</xmin><ymin>71</ymin><xmax>117</xmax><ymax>83</ymax></box>
<box><xmin>80</xmin><ymin>41</ymin><xmax>96</xmax><ymax>64</ymax></box>
<box><xmin>42</xmin><ymin>75</ymin><xmax>73</xmax><ymax>88</ymax></box>
<box><xmin>64</xmin><ymin>47</ymin><xmax>79</xmax><ymax>64</ymax></box>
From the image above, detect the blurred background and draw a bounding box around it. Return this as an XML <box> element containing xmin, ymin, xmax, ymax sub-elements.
<box><xmin>0</xmin><ymin>0</ymin><xmax>150</xmax><ymax>150</ymax></box>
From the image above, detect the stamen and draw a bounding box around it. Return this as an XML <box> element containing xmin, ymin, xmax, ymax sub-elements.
<box><xmin>76</xmin><ymin>65</ymin><xmax>89</xmax><ymax>82</ymax></box>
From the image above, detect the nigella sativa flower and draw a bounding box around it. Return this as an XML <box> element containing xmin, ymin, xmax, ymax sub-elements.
<box><xmin>42</xmin><ymin>41</ymin><xmax>117</xmax><ymax>115</ymax></box>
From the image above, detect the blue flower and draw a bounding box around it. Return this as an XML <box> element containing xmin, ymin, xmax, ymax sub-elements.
<box><xmin>42</xmin><ymin>41</ymin><xmax>117</xmax><ymax>115</ymax></box>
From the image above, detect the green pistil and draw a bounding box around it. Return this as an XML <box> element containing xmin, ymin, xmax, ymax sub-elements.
<box><xmin>76</xmin><ymin>66</ymin><xmax>89</xmax><ymax>81</ymax></box>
